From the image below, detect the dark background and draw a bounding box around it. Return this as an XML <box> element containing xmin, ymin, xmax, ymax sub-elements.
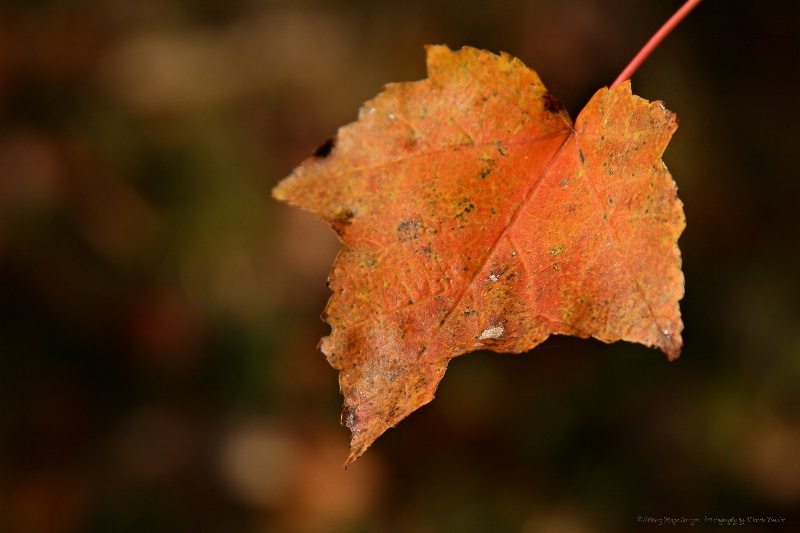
<box><xmin>1</xmin><ymin>1</ymin><xmax>799</xmax><ymax>531</ymax></box>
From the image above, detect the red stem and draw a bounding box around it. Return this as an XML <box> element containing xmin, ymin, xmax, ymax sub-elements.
<box><xmin>610</xmin><ymin>0</ymin><xmax>702</xmax><ymax>89</ymax></box>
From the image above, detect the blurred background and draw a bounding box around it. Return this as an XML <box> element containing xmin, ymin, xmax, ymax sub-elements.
<box><xmin>1</xmin><ymin>0</ymin><xmax>799</xmax><ymax>531</ymax></box>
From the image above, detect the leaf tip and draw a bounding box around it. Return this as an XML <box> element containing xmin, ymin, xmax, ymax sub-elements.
<box><xmin>343</xmin><ymin>449</ymin><xmax>360</xmax><ymax>469</ymax></box>
<box><xmin>424</xmin><ymin>43</ymin><xmax>452</xmax><ymax>64</ymax></box>
<box><xmin>659</xmin><ymin>326</ymin><xmax>683</xmax><ymax>362</ymax></box>
<box><xmin>665</xmin><ymin>342</ymin><xmax>682</xmax><ymax>362</ymax></box>
<box><xmin>271</xmin><ymin>179</ymin><xmax>289</xmax><ymax>203</ymax></box>
<box><xmin>344</xmin><ymin>432</ymin><xmax>370</xmax><ymax>468</ymax></box>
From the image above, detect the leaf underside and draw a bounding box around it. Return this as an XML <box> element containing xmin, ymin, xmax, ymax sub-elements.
<box><xmin>273</xmin><ymin>45</ymin><xmax>685</xmax><ymax>466</ymax></box>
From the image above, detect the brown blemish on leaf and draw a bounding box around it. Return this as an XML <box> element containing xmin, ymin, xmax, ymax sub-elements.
<box><xmin>478</xmin><ymin>157</ymin><xmax>497</xmax><ymax>179</ymax></box>
<box><xmin>313</xmin><ymin>137</ymin><xmax>336</xmax><ymax>158</ymax></box>
<box><xmin>396</xmin><ymin>220</ymin><xmax>422</xmax><ymax>242</ymax></box>
<box><xmin>328</xmin><ymin>207</ymin><xmax>356</xmax><ymax>236</ymax></box>
<box><xmin>542</xmin><ymin>91</ymin><xmax>565</xmax><ymax>115</ymax></box>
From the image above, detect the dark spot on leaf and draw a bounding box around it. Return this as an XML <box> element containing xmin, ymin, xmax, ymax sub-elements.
<box><xmin>455</xmin><ymin>197</ymin><xmax>476</xmax><ymax>219</ymax></box>
<box><xmin>478</xmin><ymin>157</ymin><xmax>497</xmax><ymax>179</ymax></box>
<box><xmin>359</xmin><ymin>256</ymin><xmax>378</xmax><ymax>268</ymax></box>
<box><xmin>330</xmin><ymin>208</ymin><xmax>355</xmax><ymax>236</ymax></box>
<box><xmin>397</xmin><ymin>220</ymin><xmax>422</xmax><ymax>242</ymax></box>
<box><xmin>336</xmin><ymin>208</ymin><xmax>355</xmax><ymax>223</ymax></box>
<box><xmin>313</xmin><ymin>137</ymin><xmax>335</xmax><ymax>158</ymax></box>
<box><xmin>578</xmin><ymin>149</ymin><xmax>585</xmax><ymax>164</ymax></box>
<box><xmin>542</xmin><ymin>91</ymin><xmax>565</xmax><ymax>115</ymax></box>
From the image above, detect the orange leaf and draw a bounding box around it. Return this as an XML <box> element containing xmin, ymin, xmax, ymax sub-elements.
<box><xmin>273</xmin><ymin>46</ymin><xmax>685</xmax><ymax>465</ymax></box>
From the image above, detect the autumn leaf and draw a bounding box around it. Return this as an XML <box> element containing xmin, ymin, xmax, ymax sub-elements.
<box><xmin>273</xmin><ymin>45</ymin><xmax>685</xmax><ymax>465</ymax></box>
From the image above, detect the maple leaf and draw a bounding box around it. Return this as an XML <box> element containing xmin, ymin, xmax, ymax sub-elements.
<box><xmin>273</xmin><ymin>45</ymin><xmax>685</xmax><ymax>465</ymax></box>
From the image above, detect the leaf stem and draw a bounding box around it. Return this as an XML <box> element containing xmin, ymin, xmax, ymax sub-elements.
<box><xmin>610</xmin><ymin>0</ymin><xmax>702</xmax><ymax>89</ymax></box>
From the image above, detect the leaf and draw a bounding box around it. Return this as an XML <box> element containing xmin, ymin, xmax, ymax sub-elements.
<box><xmin>273</xmin><ymin>45</ymin><xmax>685</xmax><ymax>465</ymax></box>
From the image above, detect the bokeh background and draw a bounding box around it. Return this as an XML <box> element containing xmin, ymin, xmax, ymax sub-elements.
<box><xmin>1</xmin><ymin>1</ymin><xmax>799</xmax><ymax>531</ymax></box>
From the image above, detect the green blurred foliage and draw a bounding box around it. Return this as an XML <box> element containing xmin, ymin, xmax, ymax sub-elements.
<box><xmin>1</xmin><ymin>1</ymin><xmax>799</xmax><ymax>532</ymax></box>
